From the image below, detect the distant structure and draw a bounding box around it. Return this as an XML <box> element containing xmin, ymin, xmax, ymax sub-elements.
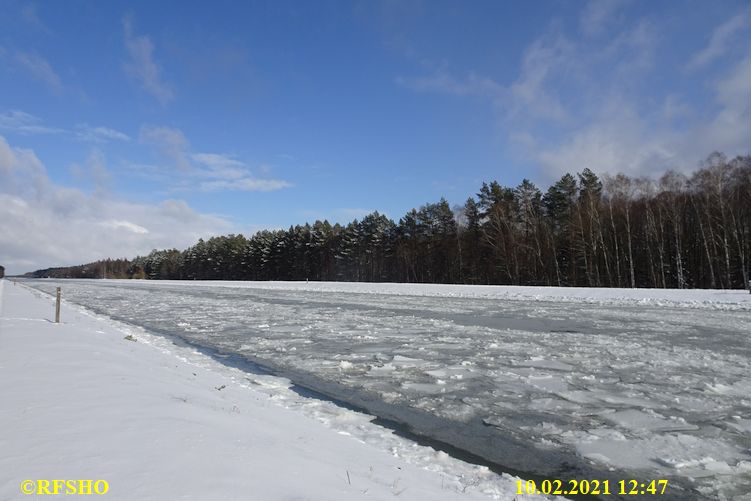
<box><xmin>0</xmin><ymin>265</ymin><xmax>4</xmax><ymax>278</ymax></box>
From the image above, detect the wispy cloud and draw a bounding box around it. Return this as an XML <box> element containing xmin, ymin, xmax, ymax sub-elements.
<box><xmin>140</xmin><ymin>125</ymin><xmax>292</xmax><ymax>192</ymax></box>
<box><xmin>579</xmin><ymin>0</ymin><xmax>628</xmax><ymax>37</ymax></box>
<box><xmin>192</xmin><ymin>153</ymin><xmax>292</xmax><ymax>192</ymax></box>
<box><xmin>199</xmin><ymin>178</ymin><xmax>292</xmax><ymax>192</ymax></box>
<box><xmin>509</xmin><ymin>34</ymin><xmax>574</xmax><ymax>123</ymax></box>
<box><xmin>400</xmin><ymin>4</ymin><xmax>750</xmax><ymax>182</ymax></box>
<box><xmin>396</xmin><ymin>70</ymin><xmax>503</xmax><ymax>99</ymax></box>
<box><xmin>531</xmin><ymin>50</ymin><xmax>751</xmax><ymax>179</ymax></box>
<box><xmin>397</xmin><ymin>32</ymin><xmax>575</xmax><ymax>125</ymax></box>
<box><xmin>0</xmin><ymin>110</ymin><xmax>64</xmax><ymax>135</ymax></box>
<box><xmin>75</xmin><ymin>124</ymin><xmax>131</xmax><ymax>143</ymax></box>
<box><xmin>191</xmin><ymin>153</ymin><xmax>247</xmax><ymax>179</ymax></box>
<box><xmin>533</xmin><ymin>101</ymin><xmax>679</xmax><ymax>179</ymax></box>
<box><xmin>687</xmin><ymin>10</ymin><xmax>750</xmax><ymax>71</ymax></box>
<box><xmin>69</xmin><ymin>148</ymin><xmax>112</xmax><ymax>194</ymax></box>
<box><xmin>661</xmin><ymin>94</ymin><xmax>691</xmax><ymax>121</ymax></box>
<box><xmin>19</xmin><ymin>4</ymin><xmax>51</xmax><ymax>33</ymax></box>
<box><xmin>698</xmin><ymin>55</ymin><xmax>751</xmax><ymax>153</ymax></box>
<box><xmin>98</xmin><ymin>219</ymin><xmax>149</xmax><ymax>234</ymax></box>
<box><xmin>140</xmin><ymin>125</ymin><xmax>191</xmax><ymax>170</ymax></box>
<box><xmin>0</xmin><ymin>110</ymin><xmax>128</xmax><ymax>144</ymax></box>
<box><xmin>122</xmin><ymin>16</ymin><xmax>173</xmax><ymax>105</ymax></box>
<box><xmin>13</xmin><ymin>51</ymin><xmax>62</xmax><ymax>92</ymax></box>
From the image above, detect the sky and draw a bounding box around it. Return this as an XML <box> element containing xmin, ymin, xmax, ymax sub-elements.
<box><xmin>1</xmin><ymin>0</ymin><xmax>750</xmax><ymax>274</ymax></box>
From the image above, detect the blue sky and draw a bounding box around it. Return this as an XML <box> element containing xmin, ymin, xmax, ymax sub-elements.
<box><xmin>1</xmin><ymin>0</ymin><xmax>750</xmax><ymax>273</ymax></box>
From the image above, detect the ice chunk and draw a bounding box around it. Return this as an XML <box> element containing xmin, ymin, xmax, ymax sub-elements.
<box><xmin>604</xmin><ymin>409</ymin><xmax>699</xmax><ymax>433</ymax></box>
<box><xmin>514</xmin><ymin>358</ymin><xmax>575</xmax><ymax>371</ymax></box>
<box><xmin>557</xmin><ymin>390</ymin><xmax>600</xmax><ymax>404</ymax></box>
<box><xmin>526</xmin><ymin>375</ymin><xmax>569</xmax><ymax>393</ymax></box>
<box><xmin>728</xmin><ymin>418</ymin><xmax>751</xmax><ymax>434</ymax></box>
<box><xmin>390</xmin><ymin>355</ymin><xmax>426</xmax><ymax>367</ymax></box>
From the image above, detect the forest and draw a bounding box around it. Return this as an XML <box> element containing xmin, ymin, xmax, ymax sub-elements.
<box><xmin>27</xmin><ymin>153</ymin><xmax>751</xmax><ymax>290</ymax></box>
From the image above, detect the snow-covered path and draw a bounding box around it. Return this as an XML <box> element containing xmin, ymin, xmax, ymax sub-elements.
<box><xmin>0</xmin><ymin>280</ymin><xmax>531</xmax><ymax>501</ymax></box>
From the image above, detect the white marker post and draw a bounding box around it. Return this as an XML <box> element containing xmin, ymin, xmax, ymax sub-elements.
<box><xmin>55</xmin><ymin>287</ymin><xmax>61</xmax><ymax>323</ymax></box>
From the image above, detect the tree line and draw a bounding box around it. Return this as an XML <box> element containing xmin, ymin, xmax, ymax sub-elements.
<box><xmin>27</xmin><ymin>153</ymin><xmax>751</xmax><ymax>289</ymax></box>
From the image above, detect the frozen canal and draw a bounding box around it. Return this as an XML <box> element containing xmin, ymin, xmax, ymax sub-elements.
<box><xmin>25</xmin><ymin>280</ymin><xmax>751</xmax><ymax>500</ymax></box>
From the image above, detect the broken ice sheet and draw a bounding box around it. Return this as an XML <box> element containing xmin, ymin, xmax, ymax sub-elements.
<box><xmin>23</xmin><ymin>279</ymin><xmax>751</xmax><ymax>499</ymax></box>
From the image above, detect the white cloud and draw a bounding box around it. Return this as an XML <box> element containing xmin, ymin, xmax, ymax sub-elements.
<box><xmin>140</xmin><ymin>125</ymin><xmax>292</xmax><ymax>192</ymax></box>
<box><xmin>580</xmin><ymin>0</ymin><xmax>628</xmax><ymax>37</ymax></box>
<box><xmin>606</xmin><ymin>19</ymin><xmax>657</xmax><ymax>77</ymax></box>
<box><xmin>698</xmin><ymin>55</ymin><xmax>751</xmax><ymax>153</ymax></box>
<box><xmin>534</xmin><ymin>53</ymin><xmax>751</xmax><ymax>180</ymax></box>
<box><xmin>661</xmin><ymin>94</ymin><xmax>692</xmax><ymax>121</ymax></box>
<box><xmin>75</xmin><ymin>124</ymin><xmax>131</xmax><ymax>142</ymax></box>
<box><xmin>193</xmin><ymin>154</ymin><xmax>293</xmax><ymax>191</ymax></box>
<box><xmin>200</xmin><ymin>178</ymin><xmax>292</xmax><ymax>192</ymax></box>
<box><xmin>396</xmin><ymin>71</ymin><xmax>503</xmax><ymax>99</ymax></box>
<box><xmin>192</xmin><ymin>153</ymin><xmax>247</xmax><ymax>180</ymax></box>
<box><xmin>687</xmin><ymin>11</ymin><xmax>750</xmax><ymax>70</ymax></box>
<box><xmin>509</xmin><ymin>35</ymin><xmax>574</xmax><ymax>123</ymax></box>
<box><xmin>397</xmin><ymin>34</ymin><xmax>573</xmax><ymax>124</ymax></box>
<box><xmin>69</xmin><ymin>149</ymin><xmax>112</xmax><ymax>193</ymax></box>
<box><xmin>0</xmin><ymin>111</ymin><xmax>128</xmax><ymax>143</ymax></box>
<box><xmin>0</xmin><ymin>135</ymin><xmax>233</xmax><ymax>275</ymax></box>
<box><xmin>140</xmin><ymin>124</ymin><xmax>191</xmax><ymax>171</ymax></box>
<box><xmin>0</xmin><ymin>110</ymin><xmax>64</xmax><ymax>135</ymax></box>
<box><xmin>20</xmin><ymin>4</ymin><xmax>50</xmax><ymax>33</ymax></box>
<box><xmin>398</xmin><ymin>31</ymin><xmax>576</xmax><ymax>125</ymax></box>
<box><xmin>534</xmin><ymin>103</ymin><xmax>680</xmax><ymax>179</ymax></box>
<box><xmin>123</xmin><ymin>17</ymin><xmax>173</xmax><ymax>105</ymax></box>
<box><xmin>401</xmin><ymin>4</ymin><xmax>749</xmax><ymax>182</ymax></box>
<box><xmin>158</xmin><ymin>199</ymin><xmax>207</xmax><ymax>223</ymax></box>
<box><xmin>98</xmin><ymin>220</ymin><xmax>149</xmax><ymax>234</ymax></box>
<box><xmin>14</xmin><ymin>51</ymin><xmax>62</xmax><ymax>92</ymax></box>
<box><xmin>715</xmin><ymin>54</ymin><xmax>751</xmax><ymax>106</ymax></box>
<box><xmin>0</xmin><ymin>135</ymin><xmax>48</xmax><ymax>195</ymax></box>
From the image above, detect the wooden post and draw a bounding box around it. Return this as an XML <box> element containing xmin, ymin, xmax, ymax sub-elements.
<box><xmin>55</xmin><ymin>287</ymin><xmax>61</xmax><ymax>323</ymax></box>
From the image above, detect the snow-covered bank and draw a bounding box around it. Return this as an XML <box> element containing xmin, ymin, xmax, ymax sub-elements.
<box><xmin>38</xmin><ymin>278</ymin><xmax>751</xmax><ymax>311</ymax></box>
<box><xmin>0</xmin><ymin>280</ymin><xmax>537</xmax><ymax>501</ymax></box>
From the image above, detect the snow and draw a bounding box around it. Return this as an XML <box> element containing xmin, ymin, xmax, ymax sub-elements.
<box><xmin>0</xmin><ymin>280</ymin><xmax>542</xmax><ymax>501</ymax></box>
<box><xmin>11</xmin><ymin>278</ymin><xmax>751</xmax><ymax>500</ymax></box>
<box><xmin>29</xmin><ymin>278</ymin><xmax>751</xmax><ymax>309</ymax></box>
